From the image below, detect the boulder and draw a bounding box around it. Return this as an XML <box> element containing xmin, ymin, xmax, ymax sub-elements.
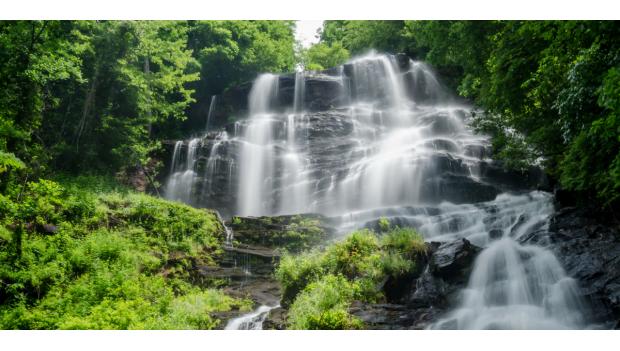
<box><xmin>429</xmin><ymin>238</ymin><xmax>481</xmax><ymax>280</ymax></box>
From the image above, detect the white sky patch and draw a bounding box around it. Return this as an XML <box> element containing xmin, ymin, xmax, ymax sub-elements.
<box><xmin>295</xmin><ymin>20</ymin><xmax>324</xmax><ymax>48</ymax></box>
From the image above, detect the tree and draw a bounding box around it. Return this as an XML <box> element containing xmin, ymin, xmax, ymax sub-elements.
<box><xmin>184</xmin><ymin>20</ymin><xmax>296</xmax><ymax>131</ymax></box>
<box><xmin>298</xmin><ymin>42</ymin><xmax>349</xmax><ymax>71</ymax></box>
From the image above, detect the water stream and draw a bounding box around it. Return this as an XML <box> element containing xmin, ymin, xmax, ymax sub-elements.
<box><xmin>225</xmin><ymin>305</ymin><xmax>280</xmax><ymax>330</ymax></box>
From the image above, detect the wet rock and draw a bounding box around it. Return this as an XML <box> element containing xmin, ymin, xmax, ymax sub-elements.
<box><xmin>477</xmin><ymin>161</ymin><xmax>550</xmax><ymax>192</ymax></box>
<box><xmin>348</xmin><ymin>301</ymin><xmax>443</xmax><ymax>330</ymax></box>
<box><xmin>531</xmin><ymin>206</ymin><xmax>620</xmax><ymax>328</ymax></box>
<box><xmin>304</xmin><ymin>75</ymin><xmax>345</xmax><ymax>111</ymax></box>
<box><xmin>429</xmin><ymin>238</ymin><xmax>481</xmax><ymax>281</ymax></box>
<box><xmin>349</xmin><ymin>301</ymin><xmax>417</xmax><ymax>329</ymax></box>
<box><xmin>408</xmin><ymin>269</ymin><xmax>450</xmax><ymax>307</ymax></box>
<box><xmin>420</xmin><ymin>173</ymin><xmax>500</xmax><ymax>204</ymax></box>
<box><xmin>263</xmin><ymin>307</ymin><xmax>287</xmax><ymax>330</ymax></box>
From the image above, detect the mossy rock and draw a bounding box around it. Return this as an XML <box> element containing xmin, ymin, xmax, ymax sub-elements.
<box><xmin>227</xmin><ymin>214</ymin><xmax>334</xmax><ymax>253</ymax></box>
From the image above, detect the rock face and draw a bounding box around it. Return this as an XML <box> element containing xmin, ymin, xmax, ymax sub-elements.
<box><xmin>523</xmin><ymin>206</ymin><xmax>620</xmax><ymax>328</ymax></box>
<box><xmin>159</xmin><ymin>60</ymin><xmax>550</xmax><ymax>218</ymax></box>
<box><xmin>206</xmin><ymin>73</ymin><xmax>346</xmax><ymax>130</ymax></box>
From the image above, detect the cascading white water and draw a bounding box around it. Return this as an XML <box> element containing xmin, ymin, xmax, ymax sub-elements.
<box><xmin>167</xmin><ymin>52</ymin><xmax>589</xmax><ymax>329</ymax></box>
<box><xmin>165</xmin><ymin>138</ymin><xmax>201</xmax><ymax>204</ymax></box>
<box><xmin>437</xmin><ymin>237</ymin><xmax>585</xmax><ymax>329</ymax></box>
<box><xmin>400</xmin><ymin>191</ymin><xmax>585</xmax><ymax>329</ymax></box>
<box><xmin>225</xmin><ymin>305</ymin><xmax>279</xmax><ymax>330</ymax></box>
<box><xmin>206</xmin><ymin>95</ymin><xmax>217</xmax><ymax>132</ymax></box>
<box><xmin>236</xmin><ymin>74</ymin><xmax>280</xmax><ymax>216</ymax></box>
<box><xmin>279</xmin><ymin>71</ymin><xmax>311</xmax><ymax>214</ymax></box>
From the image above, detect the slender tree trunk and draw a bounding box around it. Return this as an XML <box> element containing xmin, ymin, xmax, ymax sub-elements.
<box><xmin>144</xmin><ymin>55</ymin><xmax>153</xmax><ymax>136</ymax></box>
<box><xmin>75</xmin><ymin>69</ymin><xmax>98</xmax><ymax>152</ymax></box>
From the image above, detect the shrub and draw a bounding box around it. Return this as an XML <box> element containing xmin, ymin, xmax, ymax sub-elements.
<box><xmin>275</xmin><ymin>250</ymin><xmax>326</xmax><ymax>306</ymax></box>
<box><xmin>380</xmin><ymin>227</ymin><xmax>426</xmax><ymax>256</ymax></box>
<box><xmin>378</xmin><ymin>217</ymin><xmax>390</xmax><ymax>232</ymax></box>
<box><xmin>380</xmin><ymin>251</ymin><xmax>415</xmax><ymax>278</ymax></box>
<box><xmin>0</xmin><ymin>175</ymin><xmax>241</xmax><ymax>329</ymax></box>
<box><xmin>287</xmin><ymin>274</ymin><xmax>363</xmax><ymax>330</ymax></box>
<box><xmin>276</xmin><ymin>226</ymin><xmax>427</xmax><ymax>327</ymax></box>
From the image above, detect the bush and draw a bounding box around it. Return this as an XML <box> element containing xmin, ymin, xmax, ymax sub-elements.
<box><xmin>378</xmin><ymin>217</ymin><xmax>390</xmax><ymax>232</ymax></box>
<box><xmin>287</xmin><ymin>274</ymin><xmax>363</xmax><ymax>330</ymax></box>
<box><xmin>380</xmin><ymin>227</ymin><xmax>426</xmax><ymax>256</ymax></box>
<box><xmin>275</xmin><ymin>227</ymin><xmax>427</xmax><ymax>328</ymax></box>
<box><xmin>276</xmin><ymin>250</ymin><xmax>326</xmax><ymax>307</ymax></box>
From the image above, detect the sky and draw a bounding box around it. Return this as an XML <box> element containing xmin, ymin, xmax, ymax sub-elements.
<box><xmin>295</xmin><ymin>20</ymin><xmax>323</xmax><ymax>48</ymax></box>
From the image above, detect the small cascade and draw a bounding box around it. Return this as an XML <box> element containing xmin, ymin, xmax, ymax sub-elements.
<box><xmin>225</xmin><ymin>305</ymin><xmax>279</xmax><ymax>330</ymax></box>
<box><xmin>206</xmin><ymin>95</ymin><xmax>217</xmax><ymax>132</ymax></box>
<box><xmin>434</xmin><ymin>238</ymin><xmax>585</xmax><ymax>329</ymax></box>
<box><xmin>165</xmin><ymin>137</ymin><xmax>201</xmax><ymax>204</ymax></box>
<box><xmin>419</xmin><ymin>192</ymin><xmax>586</xmax><ymax>329</ymax></box>
<box><xmin>293</xmin><ymin>70</ymin><xmax>305</xmax><ymax>113</ymax></box>
<box><xmin>213</xmin><ymin>209</ymin><xmax>234</xmax><ymax>248</ymax></box>
<box><xmin>202</xmin><ymin>131</ymin><xmax>231</xmax><ymax>198</ymax></box>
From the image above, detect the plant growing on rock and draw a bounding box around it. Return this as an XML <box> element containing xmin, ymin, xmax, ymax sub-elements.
<box><xmin>275</xmin><ymin>227</ymin><xmax>427</xmax><ymax>329</ymax></box>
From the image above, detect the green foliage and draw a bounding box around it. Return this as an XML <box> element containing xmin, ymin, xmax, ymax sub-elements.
<box><xmin>0</xmin><ymin>152</ymin><xmax>25</xmax><ymax>175</ymax></box>
<box><xmin>0</xmin><ymin>20</ymin><xmax>297</xmax><ymax>178</ymax></box>
<box><xmin>321</xmin><ymin>21</ymin><xmax>409</xmax><ymax>56</ymax></box>
<box><xmin>0</xmin><ymin>175</ymin><xmax>248</xmax><ymax>329</ymax></box>
<box><xmin>298</xmin><ymin>42</ymin><xmax>349</xmax><ymax>71</ymax></box>
<box><xmin>378</xmin><ymin>217</ymin><xmax>390</xmax><ymax>232</ymax></box>
<box><xmin>560</xmin><ymin>67</ymin><xmax>620</xmax><ymax>204</ymax></box>
<box><xmin>275</xmin><ymin>227</ymin><xmax>426</xmax><ymax>328</ymax></box>
<box><xmin>287</xmin><ymin>274</ymin><xmax>363</xmax><ymax>330</ymax></box>
<box><xmin>184</xmin><ymin>20</ymin><xmax>296</xmax><ymax>130</ymax></box>
<box><xmin>380</xmin><ymin>227</ymin><xmax>427</xmax><ymax>254</ymax></box>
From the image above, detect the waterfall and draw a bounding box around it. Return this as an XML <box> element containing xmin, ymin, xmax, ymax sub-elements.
<box><xmin>236</xmin><ymin>74</ymin><xmax>280</xmax><ymax>216</ymax></box>
<box><xmin>165</xmin><ymin>138</ymin><xmax>201</xmax><ymax>204</ymax></box>
<box><xmin>279</xmin><ymin>71</ymin><xmax>311</xmax><ymax>214</ymax></box>
<box><xmin>165</xmin><ymin>52</ymin><xmax>589</xmax><ymax>329</ymax></box>
<box><xmin>206</xmin><ymin>95</ymin><xmax>217</xmax><ymax>132</ymax></box>
<box><xmin>435</xmin><ymin>237</ymin><xmax>585</xmax><ymax>329</ymax></box>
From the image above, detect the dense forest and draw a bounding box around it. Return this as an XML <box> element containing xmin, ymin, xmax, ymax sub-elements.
<box><xmin>1</xmin><ymin>20</ymin><xmax>619</xmax><ymax>329</ymax></box>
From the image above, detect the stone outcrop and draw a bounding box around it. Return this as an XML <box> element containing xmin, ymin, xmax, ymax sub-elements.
<box><xmin>429</xmin><ymin>238</ymin><xmax>481</xmax><ymax>280</ymax></box>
